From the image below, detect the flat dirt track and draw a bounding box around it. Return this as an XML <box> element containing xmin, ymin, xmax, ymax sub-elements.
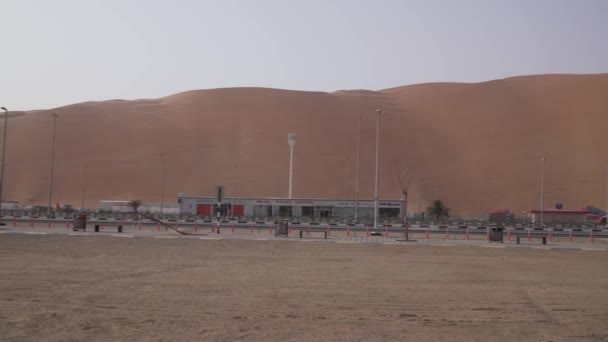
<box><xmin>1</xmin><ymin>234</ymin><xmax>607</xmax><ymax>342</ymax></box>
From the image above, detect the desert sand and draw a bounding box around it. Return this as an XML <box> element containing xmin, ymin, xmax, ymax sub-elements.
<box><xmin>0</xmin><ymin>234</ymin><xmax>607</xmax><ymax>341</ymax></box>
<box><xmin>2</xmin><ymin>74</ymin><xmax>608</xmax><ymax>216</ymax></box>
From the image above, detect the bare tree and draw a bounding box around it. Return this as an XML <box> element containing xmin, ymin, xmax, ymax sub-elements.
<box><xmin>128</xmin><ymin>200</ymin><xmax>143</xmax><ymax>213</ymax></box>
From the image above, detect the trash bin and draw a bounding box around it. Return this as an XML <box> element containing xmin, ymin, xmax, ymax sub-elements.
<box><xmin>489</xmin><ymin>226</ymin><xmax>504</xmax><ymax>242</ymax></box>
<box><xmin>275</xmin><ymin>221</ymin><xmax>288</xmax><ymax>236</ymax></box>
<box><xmin>73</xmin><ymin>214</ymin><xmax>87</xmax><ymax>231</ymax></box>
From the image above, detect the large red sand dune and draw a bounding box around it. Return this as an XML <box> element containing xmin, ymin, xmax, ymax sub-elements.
<box><xmin>3</xmin><ymin>74</ymin><xmax>608</xmax><ymax>217</ymax></box>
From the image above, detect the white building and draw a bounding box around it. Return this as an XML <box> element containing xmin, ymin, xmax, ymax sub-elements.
<box><xmin>97</xmin><ymin>200</ymin><xmax>179</xmax><ymax>214</ymax></box>
<box><xmin>178</xmin><ymin>195</ymin><xmax>403</xmax><ymax>220</ymax></box>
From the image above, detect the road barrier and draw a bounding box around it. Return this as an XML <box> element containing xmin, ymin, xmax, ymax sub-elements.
<box><xmin>4</xmin><ymin>217</ymin><xmax>608</xmax><ymax>245</ymax></box>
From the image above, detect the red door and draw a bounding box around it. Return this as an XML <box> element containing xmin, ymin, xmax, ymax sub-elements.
<box><xmin>196</xmin><ymin>204</ymin><xmax>211</xmax><ymax>216</ymax></box>
<box><xmin>232</xmin><ymin>205</ymin><xmax>244</xmax><ymax>217</ymax></box>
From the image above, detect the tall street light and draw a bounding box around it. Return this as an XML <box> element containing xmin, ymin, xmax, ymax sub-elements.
<box><xmin>373</xmin><ymin>109</ymin><xmax>381</xmax><ymax>229</ymax></box>
<box><xmin>604</xmin><ymin>165</ymin><xmax>608</xmax><ymax>220</ymax></box>
<box><xmin>160</xmin><ymin>153</ymin><xmax>165</xmax><ymax>215</ymax></box>
<box><xmin>539</xmin><ymin>157</ymin><xmax>545</xmax><ymax>228</ymax></box>
<box><xmin>47</xmin><ymin>113</ymin><xmax>59</xmax><ymax>217</ymax></box>
<box><xmin>231</xmin><ymin>164</ymin><xmax>238</xmax><ymax>217</ymax></box>
<box><xmin>344</xmin><ymin>156</ymin><xmax>350</xmax><ymax>216</ymax></box>
<box><xmin>288</xmin><ymin>133</ymin><xmax>296</xmax><ymax>199</ymax></box>
<box><xmin>0</xmin><ymin>107</ymin><xmax>8</xmax><ymax>215</ymax></box>
<box><xmin>578</xmin><ymin>179</ymin><xmax>588</xmax><ymax>208</ymax></box>
<box><xmin>354</xmin><ymin>116</ymin><xmax>361</xmax><ymax>222</ymax></box>
<box><xmin>80</xmin><ymin>164</ymin><xmax>87</xmax><ymax>211</ymax></box>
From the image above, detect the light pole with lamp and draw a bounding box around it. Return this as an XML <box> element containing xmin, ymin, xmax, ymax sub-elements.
<box><xmin>288</xmin><ymin>133</ymin><xmax>296</xmax><ymax>199</ymax></box>
<box><xmin>80</xmin><ymin>164</ymin><xmax>87</xmax><ymax>211</ymax></box>
<box><xmin>539</xmin><ymin>157</ymin><xmax>545</xmax><ymax>228</ymax></box>
<box><xmin>354</xmin><ymin>116</ymin><xmax>361</xmax><ymax>222</ymax></box>
<box><xmin>344</xmin><ymin>156</ymin><xmax>350</xmax><ymax>218</ymax></box>
<box><xmin>578</xmin><ymin>179</ymin><xmax>588</xmax><ymax>208</ymax></box>
<box><xmin>47</xmin><ymin>113</ymin><xmax>59</xmax><ymax>217</ymax></box>
<box><xmin>373</xmin><ymin>109</ymin><xmax>381</xmax><ymax>229</ymax></box>
<box><xmin>604</xmin><ymin>165</ymin><xmax>608</xmax><ymax>222</ymax></box>
<box><xmin>0</xmin><ymin>107</ymin><xmax>8</xmax><ymax>215</ymax></box>
<box><xmin>160</xmin><ymin>153</ymin><xmax>165</xmax><ymax>216</ymax></box>
<box><xmin>231</xmin><ymin>164</ymin><xmax>238</xmax><ymax>217</ymax></box>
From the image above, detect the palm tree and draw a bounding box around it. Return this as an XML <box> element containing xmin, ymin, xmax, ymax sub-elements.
<box><xmin>127</xmin><ymin>200</ymin><xmax>143</xmax><ymax>213</ymax></box>
<box><xmin>426</xmin><ymin>200</ymin><xmax>450</xmax><ymax>221</ymax></box>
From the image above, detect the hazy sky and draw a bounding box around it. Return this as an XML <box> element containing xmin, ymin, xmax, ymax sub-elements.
<box><xmin>2</xmin><ymin>0</ymin><xmax>607</xmax><ymax>110</ymax></box>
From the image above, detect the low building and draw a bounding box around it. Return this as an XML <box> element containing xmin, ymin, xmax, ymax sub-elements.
<box><xmin>530</xmin><ymin>208</ymin><xmax>591</xmax><ymax>224</ymax></box>
<box><xmin>178</xmin><ymin>195</ymin><xmax>403</xmax><ymax>221</ymax></box>
<box><xmin>97</xmin><ymin>200</ymin><xmax>179</xmax><ymax>214</ymax></box>
<box><xmin>488</xmin><ymin>209</ymin><xmax>513</xmax><ymax>224</ymax></box>
<box><xmin>0</xmin><ymin>201</ymin><xmax>20</xmax><ymax>210</ymax></box>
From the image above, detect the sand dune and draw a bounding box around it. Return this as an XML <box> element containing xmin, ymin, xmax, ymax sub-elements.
<box><xmin>3</xmin><ymin>74</ymin><xmax>608</xmax><ymax>217</ymax></box>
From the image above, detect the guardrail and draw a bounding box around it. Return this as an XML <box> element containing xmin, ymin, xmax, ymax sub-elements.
<box><xmin>2</xmin><ymin>217</ymin><xmax>607</xmax><ymax>243</ymax></box>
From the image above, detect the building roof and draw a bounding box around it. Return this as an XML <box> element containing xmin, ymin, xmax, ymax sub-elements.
<box><xmin>530</xmin><ymin>209</ymin><xmax>590</xmax><ymax>214</ymax></box>
<box><xmin>489</xmin><ymin>209</ymin><xmax>507</xmax><ymax>215</ymax></box>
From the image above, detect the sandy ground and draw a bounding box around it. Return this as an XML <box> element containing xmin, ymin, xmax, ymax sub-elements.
<box><xmin>1</xmin><ymin>234</ymin><xmax>607</xmax><ymax>342</ymax></box>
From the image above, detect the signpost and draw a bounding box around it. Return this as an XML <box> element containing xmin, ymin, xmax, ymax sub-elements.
<box><xmin>216</xmin><ymin>186</ymin><xmax>223</xmax><ymax>234</ymax></box>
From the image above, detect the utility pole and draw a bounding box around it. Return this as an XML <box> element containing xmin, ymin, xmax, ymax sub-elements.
<box><xmin>231</xmin><ymin>164</ymin><xmax>238</xmax><ymax>217</ymax></box>
<box><xmin>345</xmin><ymin>156</ymin><xmax>350</xmax><ymax>219</ymax></box>
<box><xmin>373</xmin><ymin>109</ymin><xmax>381</xmax><ymax>229</ymax></box>
<box><xmin>160</xmin><ymin>153</ymin><xmax>165</xmax><ymax>216</ymax></box>
<box><xmin>47</xmin><ymin>113</ymin><xmax>59</xmax><ymax>217</ymax></box>
<box><xmin>605</xmin><ymin>165</ymin><xmax>608</xmax><ymax>221</ymax></box>
<box><xmin>354</xmin><ymin>116</ymin><xmax>361</xmax><ymax>222</ymax></box>
<box><xmin>0</xmin><ymin>107</ymin><xmax>8</xmax><ymax>215</ymax></box>
<box><xmin>578</xmin><ymin>179</ymin><xmax>588</xmax><ymax>208</ymax></box>
<box><xmin>540</xmin><ymin>157</ymin><xmax>545</xmax><ymax>228</ymax></box>
<box><xmin>288</xmin><ymin>133</ymin><xmax>296</xmax><ymax>199</ymax></box>
<box><xmin>80</xmin><ymin>164</ymin><xmax>87</xmax><ymax>211</ymax></box>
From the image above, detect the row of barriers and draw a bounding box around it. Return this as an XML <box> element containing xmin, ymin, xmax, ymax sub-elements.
<box><xmin>3</xmin><ymin>215</ymin><xmax>607</xmax><ymax>244</ymax></box>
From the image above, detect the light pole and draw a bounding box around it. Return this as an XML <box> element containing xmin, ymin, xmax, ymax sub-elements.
<box><xmin>288</xmin><ymin>133</ymin><xmax>296</xmax><ymax>199</ymax></box>
<box><xmin>373</xmin><ymin>109</ymin><xmax>381</xmax><ymax>229</ymax></box>
<box><xmin>354</xmin><ymin>116</ymin><xmax>361</xmax><ymax>222</ymax></box>
<box><xmin>0</xmin><ymin>107</ymin><xmax>8</xmax><ymax>215</ymax></box>
<box><xmin>231</xmin><ymin>164</ymin><xmax>238</xmax><ymax>217</ymax></box>
<box><xmin>47</xmin><ymin>113</ymin><xmax>59</xmax><ymax>217</ymax></box>
<box><xmin>345</xmin><ymin>156</ymin><xmax>350</xmax><ymax>218</ymax></box>
<box><xmin>80</xmin><ymin>164</ymin><xmax>87</xmax><ymax>211</ymax></box>
<box><xmin>160</xmin><ymin>153</ymin><xmax>165</xmax><ymax>215</ymax></box>
<box><xmin>604</xmin><ymin>165</ymin><xmax>608</xmax><ymax>220</ymax></box>
<box><xmin>578</xmin><ymin>179</ymin><xmax>588</xmax><ymax>208</ymax></box>
<box><xmin>539</xmin><ymin>157</ymin><xmax>545</xmax><ymax>228</ymax></box>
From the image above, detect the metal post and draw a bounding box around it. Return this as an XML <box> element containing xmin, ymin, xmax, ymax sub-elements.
<box><xmin>0</xmin><ymin>107</ymin><xmax>8</xmax><ymax>215</ymax></box>
<box><xmin>373</xmin><ymin>109</ymin><xmax>381</xmax><ymax>229</ymax></box>
<box><xmin>605</xmin><ymin>165</ymin><xmax>608</xmax><ymax>222</ymax></box>
<box><xmin>345</xmin><ymin>156</ymin><xmax>350</xmax><ymax>208</ymax></box>
<box><xmin>288</xmin><ymin>133</ymin><xmax>296</xmax><ymax>199</ymax></box>
<box><xmin>354</xmin><ymin>116</ymin><xmax>361</xmax><ymax>222</ymax></box>
<box><xmin>80</xmin><ymin>164</ymin><xmax>87</xmax><ymax>211</ymax></box>
<box><xmin>47</xmin><ymin>113</ymin><xmax>59</xmax><ymax>217</ymax></box>
<box><xmin>540</xmin><ymin>157</ymin><xmax>545</xmax><ymax>229</ymax></box>
<box><xmin>578</xmin><ymin>179</ymin><xmax>588</xmax><ymax>208</ymax></box>
<box><xmin>160</xmin><ymin>153</ymin><xmax>164</xmax><ymax>215</ymax></box>
<box><xmin>231</xmin><ymin>164</ymin><xmax>237</xmax><ymax>217</ymax></box>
